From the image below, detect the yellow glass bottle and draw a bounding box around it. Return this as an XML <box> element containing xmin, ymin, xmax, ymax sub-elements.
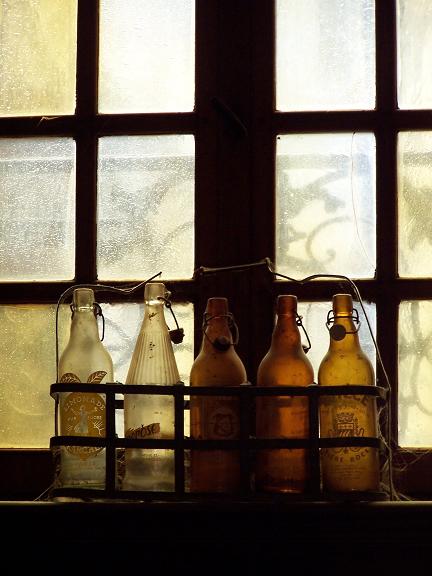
<box><xmin>318</xmin><ymin>293</ymin><xmax>380</xmax><ymax>493</ymax></box>
<box><xmin>189</xmin><ymin>297</ymin><xmax>248</xmax><ymax>493</ymax></box>
<box><xmin>255</xmin><ymin>295</ymin><xmax>313</xmax><ymax>493</ymax></box>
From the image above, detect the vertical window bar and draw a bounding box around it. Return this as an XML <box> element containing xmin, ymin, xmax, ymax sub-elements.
<box><xmin>375</xmin><ymin>0</ymin><xmax>399</xmax><ymax>444</ymax></box>
<box><xmin>75</xmin><ymin>0</ymin><xmax>99</xmax><ymax>282</ymax></box>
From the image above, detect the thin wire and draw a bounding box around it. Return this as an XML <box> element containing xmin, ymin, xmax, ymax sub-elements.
<box><xmin>55</xmin><ymin>271</ymin><xmax>162</xmax><ymax>383</ymax></box>
<box><xmin>266</xmin><ymin>259</ymin><xmax>395</xmax><ymax>499</ymax></box>
<box><xmin>195</xmin><ymin>256</ymin><xmax>396</xmax><ymax>499</ymax></box>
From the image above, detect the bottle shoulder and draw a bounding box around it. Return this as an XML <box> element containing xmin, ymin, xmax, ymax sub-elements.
<box><xmin>257</xmin><ymin>349</ymin><xmax>314</xmax><ymax>386</ymax></box>
<box><xmin>190</xmin><ymin>348</ymin><xmax>247</xmax><ymax>386</ymax></box>
<box><xmin>317</xmin><ymin>347</ymin><xmax>375</xmax><ymax>385</ymax></box>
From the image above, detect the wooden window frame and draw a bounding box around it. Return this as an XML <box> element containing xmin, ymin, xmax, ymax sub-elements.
<box><xmin>0</xmin><ymin>0</ymin><xmax>428</xmax><ymax>500</ymax></box>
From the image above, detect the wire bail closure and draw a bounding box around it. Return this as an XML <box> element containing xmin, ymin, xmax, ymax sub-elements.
<box><xmin>158</xmin><ymin>296</ymin><xmax>185</xmax><ymax>344</ymax></box>
<box><xmin>70</xmin><ymin>301</ymin><xmax>106</xmax><ymax>341</ymax></box>
<box><xmin>203</xmin><ymin>312</ymin><xmax>239</xmax><ymax>351</ymax></box>
<box><xmin>296</xmin><ymin>312</ymin><xmax>312</xmax><ymax>353</ymax></box>
<box><xmin>326</xmin><ymin>307</ymin><xmax>361</xmax><ymax>341</ymax></box>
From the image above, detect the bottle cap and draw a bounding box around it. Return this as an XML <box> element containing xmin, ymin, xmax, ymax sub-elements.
<box><xmin>332</xmin><ymin>293</ymin><xmax>353</xmax><ymax>315</ymax></box>
<box><xmin>205</xmin><ymin>297</ymin><xmax>229</xmax><ymax>316</ymax></box>
<box><xmin>277</xmin><ymin>294</ymin><xmax>297</xmax><ymax>315</ymax></box>
<box><xmin>72</xmin><ymin>287</ymin><xmax>95</xmax><ymax>308</ymax></box>
<box><xmin>144</xmin><ymin>282</ymin><xmax>167</xmax><ymax>303</ymax></box>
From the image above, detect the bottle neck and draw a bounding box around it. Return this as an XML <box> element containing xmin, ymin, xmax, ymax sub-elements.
<box><xmin>201</xmin><ymin>314</ymin><xmax>234</xmax><ymax>353</ymax></box>
<box><xmin>271</xmin><ymin>313</ymin><xmax>303</xmax><ymax>351</ymax></box>
<box><xmin>328</xmin><ymin>313</ymin><xmax>361</xmax><ymax>351</ymax></box>
<box><xmin>142</xmin><ymin>299</ymin><xmax>169</xmax><ymax>331</ymax></box>
<box><xmin>69</xmin><ymin>307</ymin><xmax>101</xmax><ymax>342</ymax></box>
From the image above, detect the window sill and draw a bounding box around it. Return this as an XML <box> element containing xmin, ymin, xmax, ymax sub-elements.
<box><xmin>1</xmin><ymin>499</ymin><xmax>431</xmax><ymax>569</ymax></box>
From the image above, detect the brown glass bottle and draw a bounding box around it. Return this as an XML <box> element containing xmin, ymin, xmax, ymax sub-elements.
<box><xmin>318</xmin><ymin>293</ymin><xmax>380</xmax><ymax>493</ymax></box>
<box><xmin>255</xmin><ymin>295</ymin><xmax>314</xmax><ymax>493</ymax></box>
<box><xmin>189</xmin><ymin>297</ymin><xmax>248</xmax><ymax>493</ymax></box>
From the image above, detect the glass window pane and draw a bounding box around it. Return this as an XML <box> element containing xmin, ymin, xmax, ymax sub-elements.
<box><xmin>298</xmin><ymin>300</ymin><xmax>376</xmax><ymax>378</ymax></box>
<box><xmin>0</xmin><ymin>305</ymin><xmax>69</xmax><ymax>448</ymax></box>
<box><xmin>0</xmin><ymin>0</ymin><xmax>77</xmax><ymax>117</ymax></box>
<box><xmin>399</xmin><ymin>300</ymin><xmax>432</xmax><ymax>447</ymax></box>
<box><xmin>276</xmin><ymin>0</ymin><xmax>375</xmax><ymax>111</ymax></box>
<box><xmin>397</xmin><ymin>1</ymin><xmax>432</xmax><ymax>110</ymax></box>
<box><xmin>398</xmin><ymin>131</ymin><xmax>432</xmax><ymax>277</ymax></box>
<box><xmin>276</xmin><ymin>133</ymin><xmax>376</xmax><ymax>280</ymax></box>
<box><xmin>97</xmin><ymin>135</ymin><xmax>195</xmax><ymax>281</ymax></box>
<box><xmin>0</xmin><ymin>137</ymin><xmax>75</xmax><ymax>281</ymax></box>
<box><xmin>99</xmin><ymin>0</ymin><xmax>195</xmax><ymax>113</ymax></box>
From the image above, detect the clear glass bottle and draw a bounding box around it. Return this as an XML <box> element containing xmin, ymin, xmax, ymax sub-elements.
<box><xmin>189</xmin><ymin>297</ymin><xmax>248</xmax><ymax>493</ymax></box>
<box><xmin>122</xmin><ymin>281</ymin><xmax>181</xmax><ymax>492</ymax></box>
<box><xmin>255</xmin><ymin>294</ymin><xmax>314</xmax><ymax>493</ymax></box>
<box><xmin>318</xmin><ymin>293</ymin><xmax>380</xmax><ymax>493</ymax></box>
<box><xmin>57</xmin><ymin>287</ymin><xmax>114</xmax><ymax>489</ymax></box>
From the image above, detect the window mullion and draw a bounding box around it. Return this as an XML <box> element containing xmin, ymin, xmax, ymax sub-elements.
<box><xmin>75</xmin><ymin>0</ymin><xmax>99</xmax><ymax>282</ymax></box>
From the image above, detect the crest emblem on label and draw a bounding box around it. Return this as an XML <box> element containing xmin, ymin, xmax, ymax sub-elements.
<box><xmin>60</xmin><ymin>371</ymin><xmax>107</xmax><ymax>460</ymax></box>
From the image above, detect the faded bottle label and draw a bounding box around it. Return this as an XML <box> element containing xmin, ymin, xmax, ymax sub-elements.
<box><xmin>319</xmin><ymin>394</ymin><xmax>379</xmax><ymax>491</ymax></box>
<box><xmin>59</xmin><ymin>371</ymin><xmax>107</xmax><ymax>460</ymax></box>
<box><xmin>192</xmin><ymin>396</ymin><xmax>240</xmax><ymax>440</ymax></box>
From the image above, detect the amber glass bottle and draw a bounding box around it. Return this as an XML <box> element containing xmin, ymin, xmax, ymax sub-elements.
<box><xmin>318</xmin><ymin>293</ymin><xmax>380</xmax><ymax>493</ymax></box>
<box><xmin>189</xmin><ymin>297</ymin><xmax>248</xmax><ymax>493</ymax></box>
<box><xmin>255</xmin><ymin>295</ymin><xmax>314</xmax><ymax>493</ymax></box>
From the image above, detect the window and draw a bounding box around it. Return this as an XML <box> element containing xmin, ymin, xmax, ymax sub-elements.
<box><xmin>0</xmin><ymin>0</ymin><xmax>430</xmax><ymax>500</ymax></box>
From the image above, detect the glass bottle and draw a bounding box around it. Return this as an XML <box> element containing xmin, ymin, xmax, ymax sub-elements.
<box><xmin>122</xmin><ymin>281</ymin><xmax>181</xmax><ymax>492</ymax></box>
<box><xmin>318</xmin><ymin>293</ymin><xmax>380</xmax><ymax>493</ymax></box>
<box><xmin>57</xmin><ymin>287</ymin><xmax>114</xmax><ymax>489</ymax></box>
<box><xmin>189</xmin><ymin>297</ymin><xmax>248</xmax><ymax>493</ymax></box>
<box><xmin>255</xmin><ymin>294</ymin><xmax>314</xmax><ymax>493</ymax></box>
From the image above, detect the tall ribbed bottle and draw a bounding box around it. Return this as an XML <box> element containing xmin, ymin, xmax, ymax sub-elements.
<box><xmin>189</xmin><ymin>297</ymin><xmax>248</xmax><ymax>493</ymax></box>
<box><xmin>255</xmin><ymin>295</ymin><xmax>314</xmax><ymax>493</ymax></box>
<box><xmin>122</xmin><ymin>282</ymin><xmax>180</xmax><ymax>491</ymax></box>
<box><xmin>57</xmin><ymin>287</ymin><xmax>114</xmax><ymax>489</ymax></box>
<box><xmin>318</xmin><ymin>293</ymin><xmax>380</xmax><ymax>493</ymax></box>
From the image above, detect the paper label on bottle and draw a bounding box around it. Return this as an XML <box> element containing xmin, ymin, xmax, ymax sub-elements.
<box><xmin>192</xmin><ymin>397</ymin><xmax>240</xmax><ymax>439</ymax></box>
<box><xmin>320</xmin><ymin>394</ymin><xmax>376</xmax><ymax>450</ymax></box>
<box><xmin>60</xmin><ymin>391</ymin><xmax>106</xmax><ymax>460</ymax></box>
<box><xmin>319</xmin><ymin>395</ymin><xmax>379</xmax><ymax>490</ymax></box>
<box><xmin>125</xmin><ymin>422</ymin><xmax>161</xmax><ymax>439</ymax></box>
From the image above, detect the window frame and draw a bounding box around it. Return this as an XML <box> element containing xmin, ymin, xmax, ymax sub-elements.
<box><xmin>0</xmin><ymin>0</ymin><xmax>430</xmax><ymax>500</ymax></box>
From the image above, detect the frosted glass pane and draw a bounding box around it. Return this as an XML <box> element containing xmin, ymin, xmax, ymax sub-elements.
<box><xmin>99</xmin><ymin>0</ymin><xmax>195</xmax><ymax>113</ymax></box>
<box><xmin>0</xmin><ymin>305</ymin><xmax>70</xmax><ymax>448</ymax></box>
<box><xmin>0</xmin><ymin>0</ymin><xmax>77</xmax><ymax>117</ymax></box>
<box><xmin>0</xmin><ymin>138</ymin><xmax>75</xmax><ymax>281</ymax></box>
<box><xmin>397</xmin><ymin>1</ymin><xmax>432</xmax><ymax>109</ymax></box>
<box><xmin>398</xmin><ymin>132</ymin><xmax>432</xmax><ymax>277</ymax></box>
<box><xmin>297</xmin><ymin>300</ymin><xmax>376</xmax><ymax>379</ymax></box>
<box><xmin>276</xmin><ymin>0</ymin><xmax>375</xmax><ymax>111</ymax></box>
<box><xmin>276</xmin><ymin>133</ymin><xmax>376</xmax><ymax>280</ymax></box>
<box><xmin>398</xmin><ymin>301</ymin><xmax>432</xmax><ymax>447</ymax></box>
<box><xmin>97</xmin><ymin>135</ymin><xmax>194</xmax><ymax>281</ymax></box>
